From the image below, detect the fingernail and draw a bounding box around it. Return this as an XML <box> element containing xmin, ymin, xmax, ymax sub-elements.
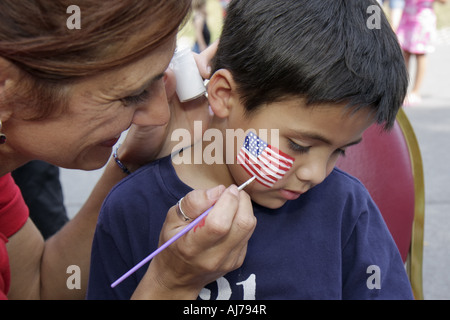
<box><xmin>207</xmin><ymin>185</ymin><xmax>226</xmax><ymax>200</ymax></box>
<box><xmin>227</xmin><ymin>184</ymin><xmax>239</xmax><ymax>196</ymax></box>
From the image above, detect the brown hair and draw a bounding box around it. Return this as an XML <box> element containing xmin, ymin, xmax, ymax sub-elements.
<box><xmin>0</xmin><ymin>0</ymin><xmax>192</xmax><ymax>118</ymax></box>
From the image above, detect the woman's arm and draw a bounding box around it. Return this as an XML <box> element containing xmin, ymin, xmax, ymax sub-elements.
<box><xmin>6</xmin><ymin>158</ymin><xmax>127</xmax><ymax>299</ymax></box>
<box><xmin>6</xmin><ymin>158</ymin><xmax>128</xmax><ymax>299</ymax></box>
<box><xmin>7</xmin><ymin>42</ymin><xmax>225</xmax><ymax>300</ymax></box>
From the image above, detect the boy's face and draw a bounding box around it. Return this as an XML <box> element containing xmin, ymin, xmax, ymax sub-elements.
<box><xmin>225</xmin><ymin>97</ymin><xmax>374</xmax><ymax>209</ymax></box>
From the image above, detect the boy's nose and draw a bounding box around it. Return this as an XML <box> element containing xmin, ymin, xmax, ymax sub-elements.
<box><xmin>294</xmin><ymin>159</ymin><xmax>328</xmax><ymax>187</ymax></box>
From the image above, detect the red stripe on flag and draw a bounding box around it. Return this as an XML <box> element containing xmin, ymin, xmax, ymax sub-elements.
<box><xmin>240</xmin><ymin>148</ymin><xmax>279</xmax><ymax>181</ymax></box>
<box><xmin>237</xmin><ymin>150</ymin><xmax>276</xmax><ymax>184</ymax></box>
<box><xmin>265</xmin><ymin>145</ymin><xmax>294</xmax><ymax>164</ymax></box>
<box><xmin>236</xmin><ymin>138</ymin><xmax>295</xmax><ymax>189</ymax></box>
<box><xmin>237</xmin><ymin>150</ymin><xmax>276</xmax><ymax>187</ymax></box>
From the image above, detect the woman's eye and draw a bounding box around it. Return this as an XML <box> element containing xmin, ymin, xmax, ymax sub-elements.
<box><xmin>119</xmin><ymin>74</ymin><xmax>165</xmax><ymax>107</ymax></box>
<box><xmin>121</xmin><ymin>90</ymin><xmax>150</xmax><ymax>106</ymax></box>
<box><xmin>288</xmin><ymin>139</ymin><xmax>310</xmax><ymax>154</ymax></box>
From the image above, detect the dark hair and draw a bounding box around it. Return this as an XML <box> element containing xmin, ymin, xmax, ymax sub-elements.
<box><xmin>0</xmin><ymin>0</ymin><xmax>191</xmax><ymax>118</ymax></box>
<box><xmin>212</xmin><ymin>0</ymin><xmax>408</xmax><ymax>130</ymax></box>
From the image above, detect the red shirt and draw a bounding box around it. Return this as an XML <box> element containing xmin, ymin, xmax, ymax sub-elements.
<box><xmin>0</xmin><ymin>174</ymin><xmax>29</xmax><ymax>299</ymax></box>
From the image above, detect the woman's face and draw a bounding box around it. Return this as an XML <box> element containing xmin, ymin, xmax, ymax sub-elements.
<box><xmin>8</xmin><ymin>35</ymin><xmax>177</xmax><ymax>170</ymax></box>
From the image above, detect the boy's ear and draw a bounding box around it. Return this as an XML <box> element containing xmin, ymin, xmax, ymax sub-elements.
<box><xmin>207</xmin><ymin>69</ymin><xmax>237</xmax><ymax>118</ymax></box>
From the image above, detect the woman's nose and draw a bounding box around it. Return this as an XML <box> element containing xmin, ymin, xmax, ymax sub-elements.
<box><xmin>132</xmin><ymin>80</ymin><xmax>170</xmax><ymax>127</ymax></box>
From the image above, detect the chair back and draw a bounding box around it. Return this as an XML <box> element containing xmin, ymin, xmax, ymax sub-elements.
<box><xmin>336</xmin><ymin>108</ymin><xmax>424</xmax><ymax>299</ymax></box>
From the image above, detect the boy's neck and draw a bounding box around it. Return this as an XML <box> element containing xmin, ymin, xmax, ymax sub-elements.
<box><xmin>172</xmin><ymin>138</ymin><xmax>236</xmax><ymax>191</ymax></box>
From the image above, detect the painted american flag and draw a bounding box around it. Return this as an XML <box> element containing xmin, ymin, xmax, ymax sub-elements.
<box><xmin>237</xmin><ymin>132</ymin><xmax>294</xmax><ymax>188</ymax></box>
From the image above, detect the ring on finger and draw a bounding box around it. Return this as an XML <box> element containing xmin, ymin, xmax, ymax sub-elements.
<box><xmin>176</xmin><ymin>197</ymin><xmax>192</xmax><ymax>222</ymax></box>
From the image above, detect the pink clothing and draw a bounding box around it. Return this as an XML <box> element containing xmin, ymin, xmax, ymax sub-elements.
<box><xmin>396</xmin><ymin>0</ymin><xmax>437</xmax><ymax>54</ymax></box>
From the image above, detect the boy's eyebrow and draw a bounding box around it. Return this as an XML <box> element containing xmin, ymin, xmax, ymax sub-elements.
<box><xmin>289</xmin><ymin>130</ymin><xmax>363</xmax><ymax>148</ymax></box>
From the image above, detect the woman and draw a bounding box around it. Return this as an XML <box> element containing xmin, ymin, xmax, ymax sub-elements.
<box><xmin>0</xmin><ymin>0</ymin><xmax>255</xmax><ymax>300</ymax></box>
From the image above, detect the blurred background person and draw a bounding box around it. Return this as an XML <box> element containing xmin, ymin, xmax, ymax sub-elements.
<box><xmin>220</xmin><ymin>0</ymin><xmax>231</xmax><ymax>17</ymax></box>
<box><xmin>12</xmin><ymin>161</ymin><xmax>68</xmax><ymax>240</ymax></box>
<box><xmin>396</xmin><ymin>0</ymin><xmax>447</xmax><ymax>105</ymax></box>
<box><xmin>192</xmin><ymin>0</ymin><xmax>211</xmax><ymax>53</ymax></box>
<box><xmin>378</xmin><ymin>0</ymin><xmax>406</xmax><ymax>31</ymax></box>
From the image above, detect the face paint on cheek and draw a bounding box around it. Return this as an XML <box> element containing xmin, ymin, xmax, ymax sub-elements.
<box><xmin>236</xmin><ymin>132</ymin><xmax>294</xmax><ymax>188</ymax></box>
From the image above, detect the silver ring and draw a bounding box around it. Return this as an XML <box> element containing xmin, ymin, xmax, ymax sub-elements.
<box><xmin>176</xmin><ymin>197</ymin><xmax>192</xmax><ymax>221</ymax></box>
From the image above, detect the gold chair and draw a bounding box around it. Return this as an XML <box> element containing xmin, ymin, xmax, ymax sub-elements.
<box><xmin>336</xmin><ymin>108</ymin><xmax>425</xmax><ymax>299</ymax></box>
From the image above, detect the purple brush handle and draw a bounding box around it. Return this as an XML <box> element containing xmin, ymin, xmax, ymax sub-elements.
<box><xmin>111</xmin><ymin>206</ymin><xmax>212</xmax><ymax>288</ymax></box>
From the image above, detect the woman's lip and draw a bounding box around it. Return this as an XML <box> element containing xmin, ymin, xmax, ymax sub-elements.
<box><xmin>279</xmin><ymin>189</ymin><xmax>303</xmax><ymax>201</ymax></box>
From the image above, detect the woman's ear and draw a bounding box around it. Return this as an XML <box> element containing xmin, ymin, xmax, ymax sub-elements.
<box><xmin>207</xmin><ymin>69</ymin><xmax>237</xmax><ymax>119</ymax></box>
<box><xmin>0</xmin><ymin>58</ymin><xmax>13</xmax><ymax>92</ymax></box>
<box><xmin>0</xmin><ymin>58</ymin><xmax>18</xmax><ymax>120</ymax></box>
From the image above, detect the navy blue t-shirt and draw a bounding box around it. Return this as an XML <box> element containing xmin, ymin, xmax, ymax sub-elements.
<box><xmin>87</xmin><ymin>155</ymin><xmax>413</xmax><ymax>300</ymax></box>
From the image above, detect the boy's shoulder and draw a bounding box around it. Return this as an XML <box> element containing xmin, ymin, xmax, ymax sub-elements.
<box><xmin>256</xmin><ymin>167</ymin><xmax>375</xmax><ymax>224</ymax></box>
<box><xmin>98</xmin><ymin>155</ymin><xmax>191</xmax><ymax>228</ymax></box>
<box><xmin>104</xmin><ymin>155</ymin><xmax>191</xmax><ymax>207</ymax></box>
<box><xmin>320</xmin><ymin>166</ymin><xmax>371</xmax><ymax>197</ymax></box>
<box><xmin>294</xmin><ymin>166</ymin><xmax>377</xmax><ymax>222</ymax></box>
<box><xmin>111</xmin><ymin>156</ymin><xmax>167</xmax><ymax>192</ymax></box>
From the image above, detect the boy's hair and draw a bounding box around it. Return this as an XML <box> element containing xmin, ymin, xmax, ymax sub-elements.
<box><xmin>212</xmin><ymin>0</ymin><xmax>408</xmax><ymax>130</ymax></box>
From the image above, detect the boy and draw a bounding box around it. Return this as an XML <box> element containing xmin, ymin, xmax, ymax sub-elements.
<box><xmin>87</xmin><ymin>0</ymin><xmax>413</xmax><ymax>299</ymax></box>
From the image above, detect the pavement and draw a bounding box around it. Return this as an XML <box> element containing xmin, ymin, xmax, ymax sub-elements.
<box><xmin>59</xmin><ymin>28</ymin><xmax>450</xmax><ymax>300</ymax></box>
<box><xmin>401</xmin><ymin>28</ymin><xmax>450</xmax><ymax>300</ymax></box>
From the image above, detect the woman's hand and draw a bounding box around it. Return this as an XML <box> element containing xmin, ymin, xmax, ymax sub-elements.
<box><xmin>131</xmin><ymin>184</ymin><xmax>257</xmax><ymax>300</ymax></box>
<box><xmin>118</xmin><ymin>41</ymin><xmax>218</xmax><ymax>172</ymax></box>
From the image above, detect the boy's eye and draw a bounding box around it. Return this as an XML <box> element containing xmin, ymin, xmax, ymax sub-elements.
<box><xmin>288</xmin><ymin>139</ymin><xmax>310</xmax><ymax>154</ymax></box>
<box><xmin>120</xmin><ymin>89</ymin><xmax>150</xmax><ymax>106</ymax></box>
<box><xmin>288</xmin><ymin>139</ymin><xmax>347</xmax><ymax>157</ymax></box>
<box><xmin>336</xmin><ymin>148</ymin><xmax>346</xmax><ymax>157</ymax></box>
